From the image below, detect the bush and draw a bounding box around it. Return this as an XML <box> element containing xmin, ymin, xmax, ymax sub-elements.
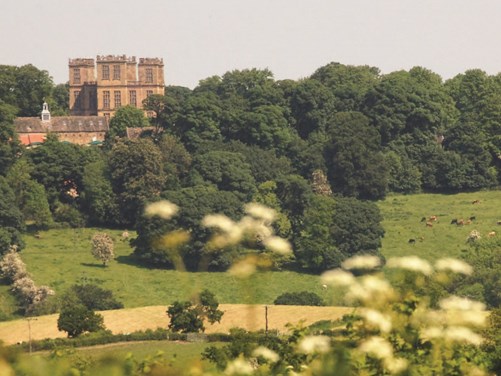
<box><xmin>69</xmin><ymin>284</ymin><xmax>123</xmax><ymax>311</ymax></box>
<box><xmin>273</xmin><ymin>291</ymin><xmax>325</xmax><ymax>306</ymax></box>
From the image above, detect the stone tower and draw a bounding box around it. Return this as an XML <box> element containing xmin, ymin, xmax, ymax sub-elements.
<box><xmin>68</xmin><ymin>58</ymin><xmax>98</xmax><ymax>116</ymax></box>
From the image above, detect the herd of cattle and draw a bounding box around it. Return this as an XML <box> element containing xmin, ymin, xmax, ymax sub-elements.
<box><xmin>408</xmin><ymin>199</ymin><xmax>500</xmax><ymax>244</ymax></box>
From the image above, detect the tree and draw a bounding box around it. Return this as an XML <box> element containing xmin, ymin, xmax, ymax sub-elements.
<box><xmin>189</xmin><ymin>151</ymin><xmax>257</xmax><ymax>201</ymax></box>
<box><xmin>81</xmin><ymin>159</ymin><xmax>120</xmax><ymax>227</ymax></box>
<box><xmin>0</xmin><ymin>176</ymin><xmax>24</xmax><ymax>253</ymax></box>
<box><xmin>0</xmin><ymin>101</ymin><xmax>21</xmax><ymax>176</ymax></box>
<box><xmin>91</xmin><ymin>233</ymin><xmax>114</xmax><ymax>266</ymax></box>
<box><xmin>57</xmin><ymin>297</ymin><xmax>105</xmax><ymax>338</ymax></box>
<box><xmin>325</xmin><ymin>111</ymin><xmax>388</xmax><ymax>200</ymax></box>
<box><xmin>293</xmin><ymin>195</ymin><xmax>342</xmax><ymax>271</ymax></box>
<box><xmin>330</xmin><ymin>197</ymin><xmax>385</xmax><ymax>259</ymax></box>
<box><xmin>167</xmin><ymin>289</ymin><xmax>223</xmax><ymax>333</ymax></box>
<box><xmin>107</xmin><ymin>105</ymin><xmax>149</xmax><ymax>139</ymax></box>
<box><xmin>108</xmin><ymin>139</ymin><xmax>166</xmax><ymax>226</ymax></box>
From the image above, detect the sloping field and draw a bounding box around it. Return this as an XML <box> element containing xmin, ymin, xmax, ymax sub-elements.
<box><xmin>0</xmin><ymin>304</ymin><xmax>352</xmax><ymax>345</ymax></box>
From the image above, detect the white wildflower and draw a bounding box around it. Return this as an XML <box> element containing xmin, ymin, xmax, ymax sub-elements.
<box><xmin>448</xmin><ymin>310</ymin><xmax>487</xmax><ymax>327</ymax></box>
<box><xmin>347</xmin><ymin>275</ymin><xmax>394</xmax><ymax>303</ymax></box>
<box><xmin>239</xmin><ymin>217</ymin><xmax>273</xmax><ymax>241</ymax></box>
<box><xmin>384</xmin><ymin>357</ymin><xmax>408</xmax><ymax>374</ymax></box>
<box><xmin>224</xmin><ymin>357</ymin><xmax>254</xmax><ymax>375</ymax></box>
<box><xmin>252</xmin><ymin>346</ymin><xmax>279</xmax><ymax>363</ymax></box>
<box><xmin>202</xmin><ymin>214</ymin><xmax>237</xmax><ymax>233</ymax></box>
<box><xmin>435</xmin><ymin>258</ymin><xmax>473</xmax><ymax>275</ymax></box>
<box><xmin>144</xmin><ymin>200</ymin><xmax>178</xmax><ymax>220</ymax></box>
<box><xmin>228</xmin><ymin>259</ymin><xmax>256</xmax><ymax>279</ymax></box>
<box><xmin>262</xmin><ymin>236</ymin><xmax>292</xmax><ymax>255</ymax></box>
<box><xmin>244</xmin><ymin>203</ymin><xmax>276</xmax><ymax>222</ymax></box>
<box><xmin>342</xmin><ymin>255</ymin><xmax>381</xmax><ymax>270</ymax></box>
<box><xmin>297</xmin><ymin>335</ymin><xmax>331</xmax><ymax>354</ymax></box>
<box><xmin>439</xmin><ymin>296</ymin><xmax>486</xmax><ymax>312</ymax></box>
<box><xmin>321</xmin><ymin>269</ymin><xmax>355</xmax><ymax>287</ymax></box>
<box><xmin>444</xmin><ymin>326</ymin><xmax>483</xmax><ymax>346</ymax></box>
<box><xmin>420</xmin><ymin>326</ymin><xmax>444</xmax><ymax>341</ymax></box>
<box><xmin>358</xmin><ymin>336</ymin><xmax>394</xmax><ymax>360</ymax></box>
<box><xmin>361</xmin><ymin>309</ymin><xmax>392</xmax><ymax>333</ymax></box>
<box><xmin>386</xmin><ymin>256</ymin><xmax>433</xmax><ymax>275</ymax></box>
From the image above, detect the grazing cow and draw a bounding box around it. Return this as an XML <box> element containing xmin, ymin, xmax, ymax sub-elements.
<box><xmin>450</xmin><ymin>219</ymin><xmax>458</xmax><ymax>225</ymax></box>
<box><xmin>429</xmin><ymin>215</ymin><xmax>438</xmax><ymax>222</ymax></box>
<box><xmin>469</xmin><ymin>216</ymin><xmax>476</xmax><ymax>221</ymax></box>
<box><xmin>420</xmin><ymin>217</ymin><xmax>427</xmax><ymax>222</ymax></box>
<box><xmin>456</xmin><ymin>219</ymin><xmax>465</xmax><ymax>226</ymax></box>
<box><xmin>488</xmin><ymin>231</ymin><xmax>496</xmax><ymax>238</ymax></box>
<box><xmin>465</xmin><ymin>219</ymin><xmax>472</xmax><ymax>225</ymax></box>
<box><xmin>426</xmin><ymin>222</ymin><xmax>433</xmax><ymax>228</ymax></box>
<box><xmin>121</xmin><ymin>231</ymin><xmax>129</xmax><ymax>241</ymax></box>
<box><xmin>34</xmin><ymin>233</ymin><xmax>41</xmax><ymax>239</ymax></box>
<box><xmin>408</xmin><ymin>238</ymin><xmax>416</xmax><ymax>244</ymax></box>
<box><xmin>472</xmin><ymin>200</ymin><xmax>480</xmax><ymax>204</ymax></box>
<box><xmin>497</xmin><ymin>220</ymin><xmax>501</xmax><ymax>226</ymax></box>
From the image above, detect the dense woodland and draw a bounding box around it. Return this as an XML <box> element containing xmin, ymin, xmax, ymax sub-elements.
<box><xmin>1</xmin><ymin>62</ymin><xmax>501</xmax><ymax>374</ymax></box>
<box><xmin>1</xmin><ymin>62</ymin><xmax>501</xmax><ymax>274</ymax></box>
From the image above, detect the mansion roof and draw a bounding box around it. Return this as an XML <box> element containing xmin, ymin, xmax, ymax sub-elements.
<box><xmin>14</xmin><ymin>116</ymin><xmax>109</xmax><ymax>134</ymax></box>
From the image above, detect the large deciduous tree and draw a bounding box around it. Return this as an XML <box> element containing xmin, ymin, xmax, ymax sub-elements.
<box><xmin>109</xmin><ymin>139</ymin><xmax>166</xmax><ymax>226</ymax></box>
<box><xmin>325</xmin><ymin>111</ymin><xmax>388</xmax><ymax>200</ymax></box>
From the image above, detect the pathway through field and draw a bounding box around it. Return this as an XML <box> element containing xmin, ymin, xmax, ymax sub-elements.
<box><xmin>0</xmin><ymin>304</ymin><xmax>352</xmax><ymax>345</ymax></box>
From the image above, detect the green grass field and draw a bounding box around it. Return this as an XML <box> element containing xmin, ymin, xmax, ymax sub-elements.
<box><xmin>379</xmin><ymin>190</ymin><xmax>501</xmax><ymax>260</ymax></box>
<box><xmin>1</xmin><ymin>190</ymin><xmax>500</xmax><ymax>318</ymax></box>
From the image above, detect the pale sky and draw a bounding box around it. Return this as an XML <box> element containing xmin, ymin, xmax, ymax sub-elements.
<box><xmin>2</xmin><ymin>0</ymin><xmax>501</xmax><ymax>88</ymax></box>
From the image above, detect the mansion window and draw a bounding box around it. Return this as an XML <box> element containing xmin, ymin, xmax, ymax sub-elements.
<box><xmin>102</xmin><ymin>65</ymin><xmax>110</xmax><ymax>80</ymax></box>
<box><xmin>74</xmin><ymin>90</ymin><xmax>80</xmax><ymax>102</ymax></box>
<box><xmin>73</xmin><ymin>68</ymin><xmax>80</xmax><ymax>84</ymax></box>
<box><xmin>146</xmin><ymin>90</ymin><xmax>153</xmax><ymax>97</ymax></box>
<box><xmin>145</xmin><ymin>68</ymin><xmax>153</xmax><ymax>83</ymax></box>
<box><xmin>129</xmin><ymin>90</ymin><xmax>137</xmax><ymax>107</ymax></box>
<box><xmin>113</xmin><ymin>65</ymin><xmax>121</xmax><ymax>80</ymax></box>
<box><xmin>114</xmin><ymin>91</ymin><xmax>121</xmax><ymax>108</ymax></box>
<box><xmin>103</xmin><ymin>91</ymin><xmax>110</xmax><ymax>110</ymax></box>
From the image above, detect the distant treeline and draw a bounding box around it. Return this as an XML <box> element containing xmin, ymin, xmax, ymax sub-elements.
<box><xmin>1</xmin><ymin>62</ymin><xmax>500</xmax><ymax>272</ymax></box>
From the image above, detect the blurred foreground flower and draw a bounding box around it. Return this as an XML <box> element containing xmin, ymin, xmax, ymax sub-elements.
<box><xmin>144</xmin><ymin>200</ymin><xmax>179</xmax><ymax>220</ymax></box>
<box><xmin>435</xmin><ymin>258</ymin><xmax>473</xmax><ymax>275</ymax></box>
<box><xmin>341</xmin><ymin>255</ymin><xmax>381</xmax><ymax>270</ymax></box>
<box><xmin>297</xmin><ymin>335</ymin><xmax>330</xmax><ymax>354</ymax></box>
<box><xmin>252</xmin><ymin>346</ymin><xmax>279</xmax><ymax>363</ymax></box>
<box><xmin>320</xmin><ymin>269</ymin><xmax>355</xmax><ymax>287</ymax></box>
<box><xmin>386</xmin><ymin>256</ymin><xmax>433</xmax><ymax>275</ymax></box>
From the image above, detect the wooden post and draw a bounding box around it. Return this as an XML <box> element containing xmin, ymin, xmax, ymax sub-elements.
<box><xmin>265</xmin><ymin>305</ymin><xmax>268</xmax><ymax>334</ymax></box>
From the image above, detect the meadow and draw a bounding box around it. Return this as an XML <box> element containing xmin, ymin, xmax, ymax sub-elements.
<box><xmin>1</xmin><ymin>190</ymin><xmax>500</xmax><ymax>320</ymax></box>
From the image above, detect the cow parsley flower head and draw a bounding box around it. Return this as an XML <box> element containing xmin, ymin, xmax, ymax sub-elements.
<box><xmin>297</xmin><ymin>335</ymin><xmax>331</xmax><ymax>354</ymax></box>
<box><xmin>384</xmin><ymin>357</ymin><xmax>409</xmax><ymax>374</ymax></box>
<box><xmin>262</xmin><ymin>236</ymin><xmax>292</xmax><ymax>255</ymax></box>
<box><xmin>386</xmin><ymin>256</ymin><xmax>433</xmax><ymax>275</ymax></box>
<box><xmin>435</xmin><ymin>258</ymin><xmax>473</xmax><ymax>275</ymax></box>
<box><xmin>444</xmin><ymin>326</ymin><xmax>483</xmax><ymax>346</ymax></box>
<box><xmin>202</xmin><ymin>214</ymin><xmax>237</xmax><ymax>233</ymax></box>
<box><xmin>358</xmin><ymin>336</ymin><xmax>394</xmax><ymax>360</ymax></box>
<box><xmin>144</xmin><ymin>200</ymin><xmax>178</xmax><ymax>220</ymax></box>
<box><xmin>321</xmin><ymin>269</ymin><xmax>355</xmax><ymax>287</ymax></box>
<box><xmin>224</xmin><ymin>357</ymin><xmax>254</xmax><ymax>375</ymax></box>
<box><xmin>361</xmin><ymin>308</ymin><xmax>392</xmax><ymax>333</ymax></box>
<box><xmin>347</xmin><ymin>275</ymin><xmax>394</xmax><ymax>303</ymax></box>
<box><xmin>244</xmin><ymin>203</ymin><xmax>276</xmax><ymax>222</ymax></box>
<box><xmin>439</xmin><ymin>296</ymin><xmax>486</xmax><ymax>312</ymax></box>
<box><xmin>228</xmin><ymin>258</ymin><xmax>256</xmax><ymax>279</ymax></box>
<box><xmin>342</xmin><ymin>255</ymin><xmax>381</xmax><ymax>270</ymax></box>
<box><xmin>252</xmin><ymin>346</ymin><xmax>279</xmax><ymax>363</ymax></box>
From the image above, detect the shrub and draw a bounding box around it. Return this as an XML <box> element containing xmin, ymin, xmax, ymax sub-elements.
<box><xmin>69</xmin><ymin>284</ymin><xmax>123</xmax><ymax>311</ymax></box>
<box><xmin>0</xmin><ymin>247</ymin><xmax>27</xmax><ymax>282</ymax></box>
<box><xmin>274</xmin><ymin>291</ymin><xmax>325</xmax><ymax>306</ymax></box>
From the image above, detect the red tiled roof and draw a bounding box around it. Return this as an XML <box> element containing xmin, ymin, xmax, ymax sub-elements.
<box><xmin>19</xmin><ymin>134</ymin><xmax>46</xmax><ymax>145</ymax></box>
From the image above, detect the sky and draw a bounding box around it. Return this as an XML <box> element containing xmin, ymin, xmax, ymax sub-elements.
<box><xmin>2</xmin><ymin>0</ymin><xmax>501</xmax><ymax>88</ymax></box>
